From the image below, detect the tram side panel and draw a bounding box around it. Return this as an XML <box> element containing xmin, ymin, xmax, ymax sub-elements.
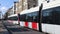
<box><xmin>41</xmin><ymin>6</ymin><xmax>60</xmax><ymax>34</ymax></box>
<box><xmin>8</xmin><ymin>16</ymin><xmax>18</xmax><ymax>25</ymax></box>
<box><xmin>19</xmin><ymin>11</ymin><xmax>39</xmax><ymax>30</ymax></box>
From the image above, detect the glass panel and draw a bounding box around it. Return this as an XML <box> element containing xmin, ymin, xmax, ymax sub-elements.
<box><xmin>20</xmin><ymin>14</ymin><xmax>26</xmax><ymax>21</ymax></box>
<box><xmin>26</xmin><ymin>11</ymin><xmax>38</xmax><ymax>22</ymax></box>
<box><xmin>42</xmin><ymin>9</ymin><xmax>52</xmax><ymax>23</ymax></box>
<box><xmin>42</xmin><ymin>6</ymin><xmax>60</xmax><ymax>25</ymax></box>
<box><xmin>8</xmin><ymin>16</ymin><xmax>18</xmax><ymax>21</ymax></box>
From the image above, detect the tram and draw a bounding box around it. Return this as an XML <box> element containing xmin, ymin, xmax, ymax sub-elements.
<box><xmin>8</xmin><ymin>14</ymin><xmax>18</xmax><ymax>24</ymax></box>
<box><xmin>8</xmin><ymin>0</ymin><xmax>60</xmax><ymax>34</ymax></box>
<box><xmin>19</xmin><ymin>1</ymin><xmax>60</xmax><ymax>34</ymax></box>
<box><xmin>41</xmin><ymin>0</ymin><xmax>60</xmax><ymax>34</ymax></box>
<box><xmin>19</xmin><ymin>6</ymin><xmax>40</xmax><ymax>30</ymax></box>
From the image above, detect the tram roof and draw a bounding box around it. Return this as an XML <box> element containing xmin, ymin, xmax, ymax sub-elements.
<box><xmin>20</xmin><ymin>6</ymin><xmax>39</xmax><ymax>15</ymax></box>
<box><xmin>8</xmin><ymin>14</ymin><xmax>17</xmax><ymax>18</ymax></box>
<box><xmin>42</xmin><ymin>1</ymin><xmax>60</xmax><ymax>10</ymax></box>
<box><xmin>20</xmin><ymin>2</ymin><xmax>60</xmax><ymax>15</ymax></box>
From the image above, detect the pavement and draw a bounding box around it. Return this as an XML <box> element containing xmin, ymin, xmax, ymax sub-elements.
<box><xmin>0</xmin><ymin>20</ymin><xmax>46</xmax><ymax>34</ymax></box>
<box><xmin>0</xmin><ymin>21</ymin><xmax>9</xmax><ymax>34</ymax></box>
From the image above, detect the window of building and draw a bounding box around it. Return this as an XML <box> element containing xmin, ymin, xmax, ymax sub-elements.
<box><xmin>28</xmin><ymin>0</ymin><xmax>38</xmax><ymax>9</ymax></box>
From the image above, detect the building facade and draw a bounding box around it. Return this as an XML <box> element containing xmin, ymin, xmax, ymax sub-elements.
<box><xmin>5</xmin><ymin>6</ymin><xmax>14</xmax><ymax>16</ymax></box>
<box><xmin>18</xmin><ymin>0</ymin><xmax>38</xmax><ymax>13</ymax></box>
<box><xmin>27</xmin><ymin>0</ymin><xmax>38</xmax><ymax>9</ymax></box>
<box><xmin>5</xmin><ymin>0</ymin><xmax>38</xmax><ymax>16</ymax></box>
<box><xmin>14</xmin><ymin>2</ymin><xmax>19</xmax><ymax>14</ymax></box>
<box><xmin>18</xmin><ymin>0</ymin><xmax>28</xmax><ymax>13</ymax></box>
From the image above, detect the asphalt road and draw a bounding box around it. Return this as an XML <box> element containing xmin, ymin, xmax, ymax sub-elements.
<box><xmin>0</xmin><ymin>21</ymin><xmax>9</xmax><ymax>34</ymax></box>
<box><xmin>0</xmin><ymin>20</ymin><xmax>46</xmax><ymax>34</ymax></box>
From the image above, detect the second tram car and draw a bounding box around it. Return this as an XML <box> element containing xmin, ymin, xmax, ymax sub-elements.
<box><xmin>20</xmin><ymin>6</ymin><xmax>39</xmax><ymax>30</ymax></box>
<box><xmin>19</xmin><ymin>1</ymin><xmax>60</xmax><ymax>34</ymax></box>
<box><xmin>8</xmin><ymin>14</ymin><xmax>18</xmax><ymax>24</ymax></box>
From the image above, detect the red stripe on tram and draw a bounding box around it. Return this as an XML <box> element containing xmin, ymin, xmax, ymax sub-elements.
<box><xmin>32</xmin><ymin>22</ymin><xmax>37</xmax><ymax>30</ymax></box>
<box><xmin>25</xmin><ymin>21</ymin><xmax>28</xmax><ymax>27</ymax></box>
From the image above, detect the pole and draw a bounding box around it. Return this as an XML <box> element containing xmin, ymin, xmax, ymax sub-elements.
<box><xmin>38</xmin><ymin>3</ymin><xmax>43</xmax><ymax>32</ymax></box>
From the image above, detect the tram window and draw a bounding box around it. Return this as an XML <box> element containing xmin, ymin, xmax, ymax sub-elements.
<box><xmin>25</xmin><ymin>15</ymin><xmax>28</xmax><ymax>21</ymax></box>
<box><xmin>26</xmin><ymin>13</ymin><xmax>33</xmax><ymax>22</ymax></box>
<box><xmin>8</xmin><ymin>16</ymin><xmax>18</xmax><ymax>21</ymax></box>
<box><xmin>51</xmin><ymin>7</ymin><xmax>60</xmax><ymax>25</ymax></box>
<box><xmin>42</xmin><ymin>6</ymin><xmax>60</xmax><ymax>25</ymax></box>
<box><xmin>20</xmin><ymin>14</ymin><xmax>26</xmax><ymax>21</ymax></box>
<box><xmin>42</xmin><ymin>9</ymin><xmax>52</xmax><ymax>24</ymax></box>
<box><xmin>32</xmin><ymin>12</ymin><xmax>38</xmax><ymax>22</ymax></box>
<box><xmin>26</xmin><ymin>11</ymin><xmax>38</xmax><ymax>22</ymax></box>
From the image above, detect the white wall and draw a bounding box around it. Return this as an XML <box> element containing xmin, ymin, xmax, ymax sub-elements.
<box><xmin>38</xmin><ymin>0</ymin><xmax>60</xmax><ymax>6</ymax></box>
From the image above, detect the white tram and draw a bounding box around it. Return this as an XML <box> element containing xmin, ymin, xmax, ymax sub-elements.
<box><xmin>8</xmin><ymin>0</ymin><xmax>60</xmax><ymax>34</ymax></box>
<box><xmin>8</xmin><ymin>14</ymin><xmax>18</xmax><ymax>24</ymax></box>
<box><xmin>20</xmin><ymin>0</ymin><xmax>60</xmax><ymax>34</ymax></box>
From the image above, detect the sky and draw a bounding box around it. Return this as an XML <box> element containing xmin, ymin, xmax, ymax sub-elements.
<box><xmin>0</xmin><ymin>0</ymin><xmax>18</xmax><ymax>15</ymax></box>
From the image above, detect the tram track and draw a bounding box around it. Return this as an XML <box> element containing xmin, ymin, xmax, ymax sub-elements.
<box><xmin>2</xmin><ymin>20</ymin><xmax>12</xmax><ymax>34</ymax></box>
<box><xmin>2</xmin><ymin>20</ymin><xmax>46</xmax><ymax>34</ymax></box>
